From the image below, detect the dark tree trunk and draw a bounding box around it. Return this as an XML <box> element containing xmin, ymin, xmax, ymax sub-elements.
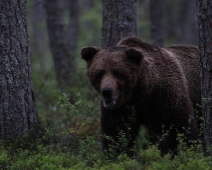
<box><xmin>83</xmin><ymin>0</ymin><xmax>92</xmax><ymax>35</ymax></box>
<box><xmin>180</xmin><ymin>0</ymin><xmax>198</xmax><ymax>45</ymax></box>
<box><xmin>0</xmin><ymin>0</ymin><xmax>38</xmax><ymax>138</ymax></box>
<box><xmin>67</xmin><ymin>0</ymin><xmax>79</xmax><ymax>74</ymax></box>
<box><xmin>197</xmin><ymin>0</ymin><xmax>212</xmax><ymax>154</ymax></box>
<box><xmin>31</xmin><ymin>0</ymin><xmax>45</xmax><ymax>56</ymax></box>
<box><xmin>102</xmin><ymin>0</ymin><xmax>137</xmax><ymax>48</ymax></box>
<box><xmin>44</xmin><ymin>0</ymin><xmax>73</xmax><ymax>87</ymax></box>
<box><xmin>31</xmin><ymin>0</ymin><xmax>48</xmax><ymax>71</ymax></box>
<box><xmin>164</xmin><ymin>1</ymin><xmax>180</xmax><ymax>44</ymax></box>
<box><xmin>149</xmin><ymin>0</ymin><xmax>164</xmax><ymax>47</ymax></box>
<box><xmin>82</xmin><ymin>0</ymin><xmax>93</xmax><ymax>44</ymax></box>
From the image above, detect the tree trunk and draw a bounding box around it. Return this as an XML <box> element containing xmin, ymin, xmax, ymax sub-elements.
<box><xmin>180</xmin><ymin>0</ymin><xmax>198</xmax><ymax>45</ymax></box>
<box><xmin>44</xmin><ymin>0</ymin><xmax>73</xmax><ymax>87</ymax></box>
<box><xmin>83</xmin><ymin>0</ymin><xmax>92</xmax><ymax>35</ymax></box>
<box><xmin>197</xmin><ymin>0</ymin><xmax>212</xmax><ymax>154</ymax></box>
<box><xmin>0</xmin><ymin>0</ymin><xmax>38</xmax><ymax>138</ymax></box>
<box><xmin>31</xmin><ymin>0</ymin><xmax>45</xmax><ymax>56</ymax></box>
<box><xmin>149</xmin><ymin>0</ymin><xmax>164</xmax><ymax>47</ymax></box>
<box><xmin>31</xmin><ymin>0</ymin><xmax>48</xmax><ymax>71</ymax></box>
<box><xmin>82</xmin><ymin>0</ymin><xmax>93</xmax><ymax>44</ymax></box>
<box><xmin>164</xmin><ymin>1</ymin><xmax>180</xmax><ymax>44</ymax></box>
<box><xmin>67</xmin><ymin>0</ymin><xmax>79</xmax><ymax>74</ymax></box>
<box><xmin>102</xmin><ymin>0</ymin><xmax>137</xmax><ymax>48</ymax></box>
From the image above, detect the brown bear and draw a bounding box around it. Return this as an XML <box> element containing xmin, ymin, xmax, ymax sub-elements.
<box><xmin>81</xmin><ymin>36</ymin><xmax>200</xmax><ymax>156</ymax></box>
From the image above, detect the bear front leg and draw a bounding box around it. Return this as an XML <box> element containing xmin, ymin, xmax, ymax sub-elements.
<box><xmin>100</xmin><ymin>105</ymin><xmax>138</xmax><ymax>157</ymax></box>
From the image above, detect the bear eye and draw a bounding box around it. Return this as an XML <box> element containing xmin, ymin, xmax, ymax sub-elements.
<box><xmin>95</xmin><ymin>71</ymin><xmax>104</xmax><ymax>80</ymax></box>
<box><xmin>113</xmin><ymin>71</ymin><xmax>125</xmax><ymax>80</ymax></box>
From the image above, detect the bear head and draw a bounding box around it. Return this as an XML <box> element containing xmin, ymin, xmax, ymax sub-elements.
<box><xmin>81</xmin><ymin>45</ymin><xmax>144</xmax><ymax>109</ymax></box>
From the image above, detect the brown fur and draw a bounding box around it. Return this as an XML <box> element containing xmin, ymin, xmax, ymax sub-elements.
<box><xmin>81</xmin><ymin>36</ymin><xmax>200</xmax><ymax>156</ymax></box>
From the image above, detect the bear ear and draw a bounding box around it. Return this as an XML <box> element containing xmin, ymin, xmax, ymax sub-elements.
<box><xmin>125</xmin><ymin>48</ymin><xmax>143</xmax><ymax>64</ymax></box>
<box><xmin>81</xmin><ymin>46</ymin><xmax>100</xmax><ymax>62</ymax></box>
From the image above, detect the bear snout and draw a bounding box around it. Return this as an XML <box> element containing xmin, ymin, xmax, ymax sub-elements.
<box><xmin>101</xmin><ymin>87</ymin><xmax>118</xmax><ymax>108</ymax></box>
<box><xmin>101</xmin><ymin>87</ymin><xmax>113</xmax><ymax>98</ymax></box>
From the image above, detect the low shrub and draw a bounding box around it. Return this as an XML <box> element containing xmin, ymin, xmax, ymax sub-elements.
<box><xmin>1</xmin><ymin>94</ymin><xmax>211</xmax><ymax>169</ymax></box>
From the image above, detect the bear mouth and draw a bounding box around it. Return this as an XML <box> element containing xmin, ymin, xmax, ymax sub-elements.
<box><xmin>102</xmin><ymin>98</ymin><xmax>117</xmax><ymax>108</ymax></box>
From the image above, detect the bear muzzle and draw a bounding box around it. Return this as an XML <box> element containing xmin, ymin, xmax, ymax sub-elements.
<box><xmin>101</xmin><ymin>87</ymin><xmax>118</xmax><ymax>109</ymax></box>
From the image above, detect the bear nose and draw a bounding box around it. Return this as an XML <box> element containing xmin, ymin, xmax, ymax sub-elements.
<box><xmin>101</xmin><ymin>87</ymin><xmax>113</xmax><ymax>98</ymax></box>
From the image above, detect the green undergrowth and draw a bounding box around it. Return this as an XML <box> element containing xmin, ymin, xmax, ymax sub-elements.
<box><xmin>1</xmin><ymin>96</ymin><xmax>212</xmax><ymax>169</ymax></box>
<box><xmin>0</xmin><ymin>126</ymin><xmax>211</xmax><ymax>170</ymax></box>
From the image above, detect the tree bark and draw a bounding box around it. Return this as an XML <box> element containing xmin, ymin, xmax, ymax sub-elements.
<box><xmin>180</xmin><ymin>0</ymin><xmax>198</xmax><ymax>45</ymax></box>
<box><xmin>149</xmin><ymin>0</ymin><xmax>164</xmax><ymax>47</ymax></box>
<box><xmin>0</xmin><ymin>0</ymin><xmax>38</xmax><ymax>138</ymax></box>
<box><xmin>67</xmin><ymin>0</ymin><xmax>79</xmax><ymax>74</ymax></box>
<box><xmin>83</xmin><ymin>0</ymin><xmax>92</xmax><ymax>37</ymax></box>
<box><xmin>102</xmin><ymin>0</ymin><xmax>137</xmax><ymax>48</ymax></box>
<box><xmin>44</xmin><ymin>0</ymin><xmax>73</xmax><ymax>87</ymax></box>
<box><xmin>31</xmin><ymin>0</ymin><xmax>48</xmax><ymax>71</ymax></box>
<box><xmin>31</xmin><ymin>0</ymin><xmax>45</xmax><ymax>56</ymax></box>
<box><xmin>197</xmin><ymin>0</ymin><xmax>212</xmax><ymax>153</ymax></box>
